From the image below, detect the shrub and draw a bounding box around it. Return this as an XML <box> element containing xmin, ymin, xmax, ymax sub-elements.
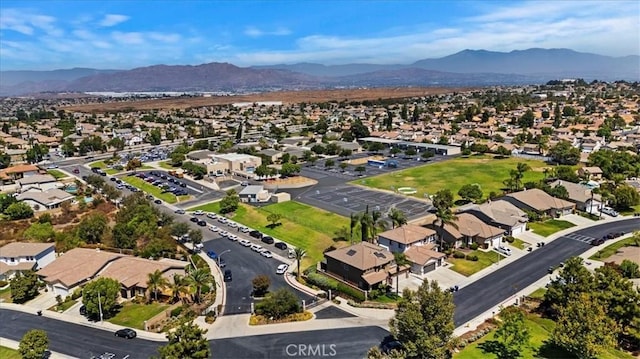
<box><xmin>71</xmin><ymin>288</ymin><xmax>82</xmax><ymax>300</ymax></box>
<box><xmin>504</xmin><ymin>236</ymin><xmax>515</xmax><ymax>243</ymax></box>
<box><xmin>0</xmin><ymin>280</ymin><xmax>8</xmax><ymax>288</ymax></box>
<box><xmin>453</xmin><ymin>251</ymin><xmax>466</xmax><ymax>259</ymax></box>
<box><xmin>470</xmin><ymin>243</ymin><xmax>479</xmax><ymax>250</ymax></box>
<box><xmin>337</xmin><ymin>283</ymin><xmax>365</xmax><ymax>302</ymax></box>
<box><xmin>170</xmin><ymin>306</ymin><xmax>184</xmax><ymax>317</ymax></box>
<box><xmin>466</xmin><ymin>255</ymin><xmax>479</xmax><ymax>261</ymax></box>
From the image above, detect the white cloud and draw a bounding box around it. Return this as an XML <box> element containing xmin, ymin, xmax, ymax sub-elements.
<box><xmin>99</xmin><ymin>14</ymin><xmax>129</xmax><ymax>27</ymax></box>
<box><xmin>244</xmin><ymin>26</ymin><xmax>291</xmax><ymax>37</ymax></box>
<box><xmin>148</xmin><ymin>32</ymin><xmax>181</xmax><ymax>43</ymax></box>
<box><xmin>112</xmin><ymin>31</ymin><xmax>144</xmax><ymax>45</ymax></box>
<box><xmin>0</xmin><ymin>9</ymin><xmax>62</xmax><ymax>36</ymax></box>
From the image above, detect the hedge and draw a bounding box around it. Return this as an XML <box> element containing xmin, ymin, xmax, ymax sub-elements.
<box><xmin>453</xmin><ymin>251</ymin><xmax>466</xmax><ymax>259</ymax></box>
<box><xmin>305</xmin><ymin>272</ymin><xmax>365</xmax><ymax>302</ymax></box>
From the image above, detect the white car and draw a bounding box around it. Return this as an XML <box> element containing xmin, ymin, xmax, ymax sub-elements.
<box><xmin>227</xmin><ymin>234</ymin><xmax>238</xmax><ymax>241</ymax></box>
<box><xmin>496</xmin><ymin>246</ymin><xmax>512</xmax><ymax>256</ymax></box>
<box><xmin>208</xmin><ymin>225</ymin><xmax>218</xmax><ymax>232</ymax></box>
<box><xmin>601</xmin><ymin>207</ymin><xmax>619</xmax><ymax>217</ymax></box>
<box><xmin>261</xmin><ymin>251</ymin><xmax>273</xmax><ymax>258</ymax></box>
<box><xmin>207</xmin><ymin>213</ymin><xmax>217</xmax><ymax>219</ymax></box>
<box><xmin>194</xmin><ymin>243</ymin><xmax>204</xmax><ymax>250</ymax></box>
<box><xmin>194</xmin><ymin>210</ymin><xmax>204</xmax><ymax>216</ymax></box>
<box><xmin>276</xmin><ymin>264</ymin><xmax>289</xmax><ymax>275</ymax></box>
<box><xmin>218</xmin><ymin>217</ymin><xmax>228</xmax><ymax>224</ymax></box>
<box><xmin>250</xmin><ymin>244</ymin><xmax>263</xmax><ymax>252</ymax></box>
<box><xmin>227</xmin><ymin>221</ymin><xmax>238</xmax><ymax>228</ymax></box>
<box><xmin>239</xmin><ymin>239</ymin><xmax>252</xmax><ymax>247</ymax></box>
<box><xmin>239</xmin><ymin>226</ymin><xmax>250</xmax><ymax>233</ymax></box>
<box><xmin>219</xmin><ymin>230</ymin><xmax>228</xmax><ymax>237</ymax></box>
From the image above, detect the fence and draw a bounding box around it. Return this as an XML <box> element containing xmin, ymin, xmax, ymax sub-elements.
<box><xmin>144</xmin><ymin>303</ymin><xmax>182</xmax><ymax>332</ymax></box>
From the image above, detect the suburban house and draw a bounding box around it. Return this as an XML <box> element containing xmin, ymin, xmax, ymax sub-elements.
<box><xmin>0</xmin><ymin>242</ymin><xmax>56</xmax><ymax>281</ymax></box>
<box><xmin>323</xmin><ymin>242</ymin><xmax>396</xmax><ymax>291</ymax></box>
<box><xmin>238</xmin><ymin>185</ymin><xmax>270</xmax><ymax>203</ymax></box>
<box><xmin>0</xmin><ymin>164</ymin><xmax>40</xmax><ymax>185</ymax></box>
<box><xmin>548</xmin><ymin>180</ymin><xmax>602</xmax><ymax>213</ymax></box>
<box><xmin>501</xmin><ymin>188</ymin><xmax>575</xmax><ymax>217</ymax></box>
<box><xmin>17</xmin><ymin>174</ymin><xmax>62</xmax><ymax>192</ymax></box>
<box><xmin>577</xmin><ymin>166</ymin><xmax>604</xmax><ymax>181</ymax></box>
<box><xmin>16</xmin><ymin>188</ymin><xmax>74</xmax><ymax>211</ymax></box>
<box><xmin>258</xmin><ymin>148</ymin><xmax>283</xmax><ymax>163</ymax></box>
<box><xmin>430</xmin><ymin>213</ymin><xmax>505</xmax><ymax>249</ymax></box>
<box><xmin>377</xmin><ymin>224</ymin><xmax>445</xmax><ymax>275</ymax></box>
<box><xmin>460</xmin><ymin>200</ymin><xmax>528</xmax><ymax>236</ymax></box>
<box><xmin>37</xmin><ymin>248</ymin><xmax>188</xmax><ymax>298</ymax></box>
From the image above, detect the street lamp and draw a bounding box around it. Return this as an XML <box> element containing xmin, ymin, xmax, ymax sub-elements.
<box><xmin>98</xmin><ymin>290</ymin><xmax>104</xmax><ymax>323</ymax></box>
<box><xmin>218</xmin><ymin>249</ymin><xmax>231</xmax><ymax>267</ymax></box>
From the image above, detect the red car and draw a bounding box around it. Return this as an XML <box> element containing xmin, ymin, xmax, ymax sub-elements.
<box><xmin>72</xmin><ymin>168</ymin><xmax>80</xmax><ymax>174</ymax></box>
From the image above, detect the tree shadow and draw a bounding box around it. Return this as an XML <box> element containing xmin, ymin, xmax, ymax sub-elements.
<box><xmin>478</xmin><ymin>340</ymin><xmax>520</xmax><ymax>359</ymax></box>
<box><xmin>536</xmin><ymin>340</ymin><xmax>576</xmax><ymax>359</ymax></box>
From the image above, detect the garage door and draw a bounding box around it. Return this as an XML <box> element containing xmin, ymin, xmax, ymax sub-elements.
<box><xmin>511</xmin><ymin>225</ymin><xmax>524</xmax><ymax>235</ymax></box>
<box><xmin>423</xmin><ymin>262</ymin><xmax>437</xmax><ymax>274</ymax></box>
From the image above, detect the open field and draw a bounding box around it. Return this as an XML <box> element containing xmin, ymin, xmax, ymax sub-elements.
<box><xmin>455</xmin><ymin>313</ymin><xmax>634</xmax><ymax>359</ymax></box>
<box><xmin>358</xmin><ymin>156</ymin><xmax>547</xmax><ymax>200</ymax></box>
<box><xmin>108</xmin><ymin>302</ymin><xmax>169</xmax><ymax>330</ymax></box>
<box><xmin>590</xmin><ymin>236</ymin><xmax>640</xmax><ymax>261</ymax></box>
<box><xmin>64</xmin><ymin>87</ymin><xmax>471</xmax><ymax>112</ymax></box>
<box><xmin>448</xmin><ymin>250</ymin><xmax>505</xmax><ymax>277</ymax></box>
<box><xmin>528</xmin><ymin>219</ymin><xmax>575</xmax><ymax>237</ymax></box>
<box><xmin>189</xmin><ymin>201</ymin><xmax>352</xmax><ymax>267</ymax></box>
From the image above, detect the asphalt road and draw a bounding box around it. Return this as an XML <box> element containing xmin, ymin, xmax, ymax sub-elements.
<box><xmin>1</xmin><ymin>309</ymin><xmax>388</xmax><ymax>359</ymax></box>
<box><xmin>452</xmin><ymin>218</ymin><xmax>640</xmax><ymax>326</ymax></box>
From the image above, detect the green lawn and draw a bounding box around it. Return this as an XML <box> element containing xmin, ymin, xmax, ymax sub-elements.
<box><xmin>589</xmin><ymin>235</ymin><xmax>639</xmax><ymax>261</ymax></box>
<box><xmin>455</xmin><ymin>313</ymin><xmax>634</xmax><ymax>359</ymax></box>
<box><xmin>0</xmin><ymin>286</ymin><xmax>12</xmax><ymax>303</ymax></box>
<box><xmin>89</xmin><ymin>160</ymin><xmax>121</xmax><ymax>175</ymax></box>
<box><xmin>108</xmin><ymin>302</ymin><xmax>169</xmax><ymax>330</ymax></box>
<box><xmin>510</xmin><ymin>238</ymin><xmax>527</xmax><ymax>250</ymax></box>
<box><xmin>448</xmin><ymin>250</ymin><xmax>505</xmax><ymax>277</ymax></box>
<box><xmin>47</xmin><ymin>169</ymin><xmax>67</xmax><ymax>179</ymax></box>
<box><xmin>357</xmin><ymin>156</ymin><xmax>547</xmax><ymax>200</ymax></box>
<box><xmin>48</xmin><ymin>299</ymin><xmax>77</xmax><ymax>312</ymax></box>
<box><xmin>528</xmin><ymin>287</ymin><xmax>547</xmax><ymax>300</ymax></box>
<box><xmin>189</xmin><ymin>201</ymin><xmax>351</xmax><ymax>267</ymax></box>
<box><xmin>0</xmin><ymin>346</ymin><xmax>21</xmax><ymax>359</ymax></box>
<box><xmin>158</xmin><ymin>161</ymin><xmax>176</xmax><ymax>170</ymax></box>
<box><xmin>528</xmin><ymin>220</ymin><xmax>575</xmax><ymax>237</ymax></box>
<box><xmin>121</xmin><ymin>176</ymin><xmax>180</xmax><ymax>204</ymax></box>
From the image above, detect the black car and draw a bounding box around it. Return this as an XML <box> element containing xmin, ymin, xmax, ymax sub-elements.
<box><xmin>249</xmin><ymin>230</ymin><xmax>263</xmax><ymax>239</ymax></box>
<box><xmin>114</xmin><ymin>328</ymin><xmax>137</xmax><ymax>339</ymax></box>
<box><xmin>380</xmin><ymin>336</ymin><xmax>403</xmax><ymax>354</ymax></box>
<box><xmin>154</xmin><ymin>199</ymin><xmax>162</xmax><ymax>204</ymax></box>
<box><xmin>224</xmin><ymin>269</ymin><xmax>232</xmax><ymax>282</ymax></box>
<box><xmin>590</xmin><ymin>238</ymin><xmax>605</xmax><ymax>246</ymax></box>
<box><xmin>110</xmin><ymin>177</ymin><xmax>117</xmax><ymax>181</ymax></box>
<box><xmin>261</xmin><ymin>236</ymin><xmax>274</xmax><ymax>244</ymax></box>
<box><xmin>179</xmin><ymin>182</ymin><xmax>187</xmax><ymax>187</ymax></box>
<box><xmin>79</xmin><ymin>305</ymin><xmax>86</xmax><ymax>315</ymax></box>
<box><xmin>274</xmin><ymin>242</ymin><xmax>288</xmax><ymax>250</ymax></box>
<box><xmin>190</xmin><ymin>217</ymin><xmax>199</xmax><ymax>223</ymax></box>
<box><xmin>197</xmin><ymin>220</ymin><xmax>206</xmax><ymax>226</ymax></box>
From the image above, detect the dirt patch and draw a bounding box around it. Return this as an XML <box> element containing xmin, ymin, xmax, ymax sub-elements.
<box><xmin>607</xmin><ymin>246</ymin><xmax>640</xmax><ymax>265</ymax></box>
<box><xmin>64</xmin><ymin>87</ymin><xmax>472</xmax><ymax>112</ymax></box>
<box><xmin>345</xmin><ymin>155</ymin><xmax>387</xmax><ymax>165</ymax></box>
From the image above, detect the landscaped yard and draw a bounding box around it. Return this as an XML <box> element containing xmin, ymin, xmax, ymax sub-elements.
<box><xmin>357</xmin><ymin>156</ymin><xmax>547</xmax><ymax>201</ymax></box>
<box><xmin>121</xmin><ymin>176</ymin><xmax>187</xmax><ymax>204</ymax></box>
<box><xmin>108</xmin><ymin>302</ymin><xmax>169</xmax><ymax>330</ymax></box>
<box><xmin>0</xmin><ymin>346</ymin><xmax>21</xmax><ymax>359</ymax></box>
<box><xmin>528</xmin><ymin>287</ymin><xmax>547</xmax><ymax>300</ymax></box>
<box><xmin>189</xmin><ymin>201</ymin><xmax>352</xmax><ymax>268</ymax></box>
<box><xmin>589</xmin><ymin>235</ymin><xmax>640</xmax><ymax>261</ymax></box>
<box><xmin>89</xmin><ymin>160</ymin><xmax>121</xmax><ymax>175</ymax></box>
<box><xmin>48</xmin><ymin>298</ymin><xmax>77</xmax><ymax>312</ymax></box>
<box><xmin>510</xmin><ymin>237</ymin><xmax>527</xmax><ymax>250</ymax></box>
<box><xmin>454</xmin><ymin>313</ymin><xmax>634</xmax><ymax>359</ymax></box>
<box><xmin>47</xmin><ymin>169</ymin><xmax>67</xmax><ymax>179</ymax></box>
<box><xmin>448</xmin><ymin>250</ymin><xmax>505</xmax><ymax>277</ymax></box>
<box><xmin>0</xmin><ymin>286</ymin><xmax>12</xmax><ymax>303</ymax></box>
<box><xmin>528</xmin><ymin>220</ymin><xmax>575</xmax><ymax>237</ymax></box>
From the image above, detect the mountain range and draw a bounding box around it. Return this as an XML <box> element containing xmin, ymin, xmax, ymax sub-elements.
<box><xmin>1</xmin><ymin>48</ymin><xmax>638</xmax><ymax>96</ymax></box>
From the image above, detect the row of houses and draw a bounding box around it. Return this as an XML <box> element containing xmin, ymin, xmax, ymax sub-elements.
<box><xmin>0</xmin><ymin>164</ymin><xmax>74</xmax><ymax>211</ymax></box>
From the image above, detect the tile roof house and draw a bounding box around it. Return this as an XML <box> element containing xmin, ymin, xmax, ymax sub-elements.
<box><xmin>323</xmin><ymin>242</ymin><xmax>395</xmax><ymax>291</ymax></box>
<box><xmin>0</xmin><ymin>164</ymin><xmax>40</xmax><ymax>184</ymax></box>
<box><xmin>577</xmin><ymin>166</ymin><xmax>603</xmax><ymax>181</ymax></box>
<box><xmin>548</xmin><ymin>180</ymin><xmax>602</xmax><ymax>213</ymax></box>
<box><xmin>0</xmin><ymin>242</ymin><xmax>56</xmax><ymax>281</ymax></box>
<box><xmin>377</xmin><ymin>224</ymin><xmax>444</xmax><ymax>275</ymax></box>
<box><xmin>430</xmin><ymin>213</ymin><xmax>506</xmax><ymax>249</ymax></box>
<box><xmin>17</xmin><ymin>174</ymin><xmax>61</xmax><ymax>192</ymax></box>
<box><xmin>460</xmin><ymin>200</ymin><xmax>528</xmax><ymax>236</ymax></box>
<box><xmin>501</xmin><ymin>188</ymin><xmax>575</xmax><ymax>217</ymax></box>
<box><xmin>17</xmin><ymin>188</ymin><xmax>74</xmax><ymax>212</ymax></box>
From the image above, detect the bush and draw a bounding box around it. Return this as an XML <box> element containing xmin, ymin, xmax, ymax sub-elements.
<box><xmin>466</xmin><ymin>255</ymin><xmax>479</xmax><ymax>261</ymax></box>
<box><xmin>453</xmin><ymin>251</ymin><xmax>466</xmax><ymax>259</ymax></box>
<box><xmin>305</xmin><ymin>272</ymin><xmax>338</xmax><ymax>291</ymax></box>
<box><xmin>504</xmin><ymin>236</ymin><xmax>515</xmax><ymax>243</ymax></box>
<box><xmin>0</xmin><ymin>280</ymin><xmax>8</xmax><ymax>288</ymax></box>
<box><xmin>170</xmin><ymin>306</ymin><xmax>184</xmax><ymax>317</ymax></box>
<box><xmin>470</xmin><ymin>243</ymin><xmax>479</xmax><ymax>250</ymax></box>
<box><xmin>71</xmin><ymin>288</ymin><xmax>82</xmax><ymax>300</ymax></box>
<box><xmin>337</xmin><ymin>283</ymin><xmax>365</xmax><ymax>302</ymax></box>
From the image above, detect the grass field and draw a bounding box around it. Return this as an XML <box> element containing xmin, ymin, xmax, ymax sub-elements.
<box><xmin>528</xmin><ymin>220</ymin><xmax>575</xmax><ymax>237</ymax></box>
<box><xmin>448</xmin><ymin>250</ymin><xmax>505</xmax><ymax>277</ymax></box>
<box><xmin>454</xmin><ymin>313</ymin><xmax>634</xmax><ymax>359</ymax></box>
<box><xmin>0</xmin><ymin>346</ymin><xmax>20</xmax><ymax>359</ymax></box>
<box><xmin>357</xmin><ymin>156</ymin><xmax>547</xmax><ymax>200</ymax></box>
<box><xmin>189</xmin><ymin>201</ymin><xmax>352</xmax><ymax>267</ymax></box>
<box><xmin>589</xmin><ymin>235</ymin><xmax>640</xmax><ymax>261</ymax></box>
<box><xmin>122</xmin><ymin>176</ymin><xmax>180</xmax><ymax>204</ymax></box>
<box><xmin>47</xmin><ymin>169</ymin><xmax>67</xmax><ymax>179</ymax></box>
<box><xmin>108</xmin><ymin>302</ymin><xmax>169</xmax><ymax>330</ymax></box>
<box><xmin>89</xmin><ymin>160</ymin><xmax>120</xmax><ymax>175</ymax></box>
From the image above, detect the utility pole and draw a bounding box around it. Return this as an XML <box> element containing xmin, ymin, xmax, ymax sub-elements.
<box><xmin>98</xmin><ymin>291</ymin><xmax>103</xmax><ymax>322</ymax></box>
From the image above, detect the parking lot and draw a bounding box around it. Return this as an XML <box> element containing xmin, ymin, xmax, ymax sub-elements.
<box><xmin>296</xmin><ymin>184</ymin><xmax>433</xmax><ymax>220</ymax></box>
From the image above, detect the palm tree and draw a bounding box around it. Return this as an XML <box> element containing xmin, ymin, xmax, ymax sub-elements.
<box><xmin>360</xmin><ymin>205</ymin><xmax>372</xmax><ymax>243</ymax></box>
<box><xmin>293</xmin><ymin>247</ymin><xmax>306</xmax><ymax>281</ymax></box>
<box><xmin>169</xmin><ymin>274</ymin><xmax>189</xmax><ymax>304</ymax></box>
<box><xmin>147</xmin><ymin>269</ymin><xmax>169</xmax><ymax>302</ymax></box>
<box><xmin>187</xmin><ymin>268</ymin><xmax>213</xmax><ymax>303</ymax></box>
<box><xmin>349</xmin><ymin>213</ymin><xmax>359</xmax><ymax>244</ymax></box>
<box><xmin>388</xmin><ymin>208</ymin><xmax>407</xmax><ymax>229</ymax></box>
<box><xmin>369</xmin><ymin>209</ymin><xmax>386</xmax><ymax>242</ymax></box>
<box><xmin>393</xmin><ymin>252</ymin><xmax>410</xmax><ymax>295</ymax></box>
<box><xmin>435</xmin><ymin>207</ymin><xmax>458</xmax><ymax>252</ymax></box>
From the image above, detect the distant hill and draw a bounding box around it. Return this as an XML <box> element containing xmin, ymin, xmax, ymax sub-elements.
<box><xmin>1</xmin><ymin>48</ymin><xmax>637</xmax><ymax>96</ymax></box>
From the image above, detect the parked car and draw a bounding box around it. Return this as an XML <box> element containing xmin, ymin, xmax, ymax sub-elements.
<box><xmin>250</xmin><ymin>244</ymin><xmax>263</xmax><ymax>252</ymax></box>
<box><xmin>496</xmin><ymin>246</ymin><xmax>512</xmax><ymax>256</ymax></box>
<box><xmin>207</xmin><ymin>251</ymin><xmax>218</xmax><ymax>259</ymax></box>
<box><xmin>79</xmin><ymin>305</ymin><xmax>86</xmax><ymax>315</ymax></box>
<box><xmin>274</xmin><ymin>242</ymin><xmax>288</xmax><ymax>250</ymax></box>
<box><xmin>190</xmin><ymin>217</ymin><xmax>199</xmax><ymax>223</ymax></box>
<box><xmin>174</xmin><ymin>209</ymin><xmax>186</xmax><ymax>215</ymax></box>
<box><xmin>194</xmin><ymin>210</ymin><xmax>204</xmax><ymax>215</ymax></box>
<box><xmin>208</xmin><ymin>224</ymin><xmax>218</xmax><ymax>232</ymax></box>
<box><xmin>239</xmin><ymin>239</ymin><xmax>252</xmax><ymax>247</ymax></box>
<box><xmin>276</xmin><ymin>264</ymin><xmax>289</xmax><ymax>275</ymax></box>
<box><xmin>218</xmin><ymin>258</ymin><xmax>226</xmax><ymax>268</ymax></box>
<box><xmin>114</xmin><ymin>328</ymin><xmax>137</xmax><ymax>339</ymax></box>
<box><xmin>239</xmin><ymin>226</ymin><xmax>250</xmax><ymax>233</ymax></box>
<box><xmin>223</xmin><ymin>269</ymin><xmax>232</xmax><ymax>282</ymax></box>
<box><xmin>590</xmin><ymin>238</ymin><xmax>605</xmax><ymax>246</ymax></box>
<box><xmin>73</xmin><ymin>168</ymin><xmax>80</xmax><ymax>174</ymax></box>
<box><xmin>154</xmin><ymin>199</ymin><xmax>162</xmax><ymax>204</ymax></box>
<box><xmin>197</xmin><ymin>220</ymin><xmax>206</xmax><ymax>226</ymax></box>
<box><xmin>601</xmin><ymin>207</ymin><xmax>619</xmax><ymax>217</ymax></box>
<box><xmin>261</xmin><ymin>236</ymin><xmax>274</xmax><ymax>244</ymax></box>
<box><xmin>249</xmin><ymin>230</ymin><xmax>263</xmax><ymax>239</ymax></box>
<box><xmin>207</xmin><ymin>213</ymin><xmax>217</xmax><ymax>219</ymax></box>
<box><xmin>261</xmin><ymin>251</ymin><xmax>273</xmax><ymax>258</ymax></box>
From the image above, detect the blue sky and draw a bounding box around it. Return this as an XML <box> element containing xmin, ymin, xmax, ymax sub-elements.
<box><xmin>1</xmin><ymin>0</ymin><xmax>639</xmax><ymax>71</ymax></box>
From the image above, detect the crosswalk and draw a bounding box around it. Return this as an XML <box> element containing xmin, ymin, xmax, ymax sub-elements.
<box><xmin>564</xmin><ymin>233</ymin><xmax>595</xmax><ymax>243</ymax></box>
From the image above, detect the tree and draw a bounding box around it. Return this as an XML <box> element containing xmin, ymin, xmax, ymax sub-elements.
<box><xmin>170</xmin><ymin>152</ymin><xmax>185</xmax><ymax>167</ymax></box>
<box><xmin>518</xmin><ymin>109</ymin><xmax>535</xmax><ymax>128</ymax></box>
<box><xmin>169</xmin><ymin>274</ymin><xmax>189</xmax><ymax>304</ymax></box>
<box><xmin>266</xmin><ymin>213</ymin><xmax>282</xmax><ymax>228</ymax></box>
<box><xmin>188</xmin><ymin>229</ymin><xmax>203</xmax><ymax>245</ymax></box>
<box><xmin>23</xmin><ymin>222</ymin><xmax>56</xmax><ymax>242</ymax></box>
<box><xmin>339</xmin><ymin>162</ymin><xmax>348</xmax><ymax>171</ymax></box>
<box><xmin>10</xmin><ymin>270</ymin><xmax>40</xmax><ymax>304</ymax></box>
<box><xmin>548</xmin><ymin>140</ymin><xmax>580</xmax><ymax>165</ymax></box>
<box><xmin>293</xmin><ymin>247</ymin><xmax>306</xmax><ymax>281</ymax></box>
<box><xmin>85</xmin><ymin>174</ymin><xmax>105</xmax><ymax>189</ymax></box>
<box><xmin>325</xmin><ymin>159</ymin><xmax>335</xmax><ymax>168</ymax></box>
<box><xmin>146</xmin><ymin>128</ymin><xmax>162</xmax><ymax>145</ymax></box>
<box><xmin>432</xmin><ymin>189</ymin><xmax>457</xmax><ymax>251</ymax></box>
<box><xmin>147</xmin><ymin>269</ymin><xmax>169</xmax><ymax>301</ymax></box>
<box><xmin>552</xmin><ymin>293</ymin><xmax>618</xmax><ymax>359</ymax></box>
<box><xmin>542</xmin><ymin>256</ymin><xmax>595</xmax><ymax>318</ymax></box>
<box><xmin>612</xmin><ymin>185</ymin><xmax>640</xmax><ymax>210</ymax></box>
<box><xmin>19</xmin><ymin>329</ymin><xmax>49</xmax><ymax>359</ymax></box>
<box><xmin>389</xmin><ymin>280</ymin><xmax>455</xmax><ymax>359</ymax></box>
<box><xmin>355</xmin><ymin>165</ymin><xmax>366</xmax><ymax>175</ymax></box>
<box><xmin>547</xmin><ymin>184</ymin><xmax>569</xmax><ymax>199</ymax></box>
<box><xmin>219</xmin><ymin>189</ymin><xmax>240</xmax><ymax>214</ymax></box>
<box><xmin>186</xmin><ymin>268</ymin><xmax>213</xmax><ymax>303</ymax></box>
<box><xmin>368</xmin><ymin>142</ymin><xmax>385</xmax><ymax>153</ymax></box>
<box><xmin>77</xmin><ymin>213</ymin><xmax>108</xmax><ymax>244</ymax></box>
<box><xmin>494</xmin><ymin>306</ymin><xmax>530</xmax><ymax>358</ymax></box>
<box><xmin>157</xmin><ymin>321</ymin><xmax>210</xmax><ymax>359</ymax></box>
<box><xmin>279</xmin><ymin>162</ymin><xmax>301</xmax><ymax>177</ymax></box>
<box><xmin>4</xmin><ymin>201</ymin><xmax>34</xmax><ymax>220</ymax></box>
<box><xmin>101</xmin><ymin>184</ymin><xmax>122</xmax><ymax>201</ymax></box>
<box><xmin>0</xmin><ymin>150</ymin><xmax>11</xmax><ymax>168</ymax></box>
<box><xmin>388</xmin><ymin>208</ymin><xmax>407</xmax><ymax>229</ymax></box>
<box><xmin>26</xmin><ymin>143</ymin><xmax>48</xmax><ymax>163</ymax></box>
<box><xmin>458</xmin><ymin>184</ymin><xmax>483</xmax><ymax>203</ymax></box>
<box><xmin>126</xmin><ymin>158</ymin><xmax>142</xmax><ymax>171</ymax></box>
<box><xmin>108</xmin><ymin>137</ymin><xmax>125</xmax><ymax>151</ymax></box>
<box><xmin>82</xmin><ymin>277</ymin><xmax>120</xmax><ymax>320</ymax></box>
<box><xmin>619</xmin><ymin>259</ymin><xmax>640</xmax><ymax>279</ymax></box>
<box><xmin>255</xmin><ymin>288</ymin><xmax>302</xmax><ymax>319</ymax></box>
<box><xmin>252</xmin><ymin>274</ymin><xmax>271</xmax><ymax>297</ymax></box>
<box><xmin>171</xmin><ymin>222</ymin><xmax>190</xmax><ymax>238</ymax></box>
